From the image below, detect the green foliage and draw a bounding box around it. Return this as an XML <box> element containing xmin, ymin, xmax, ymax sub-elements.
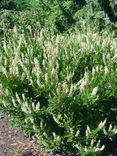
<box><xmin>0</xmin><ymin>0</ymin><xmax>117</xmax><ymax>155</ymax></box>
<box><xmin>0</xmin><ymin>10</ymin><xmax>43</xmax><ymax>39</ymax></box>
<box><xmin>0</xmin><ymin>26</ymin><xmax>117</xmax><ymax>155</ymax></box>
<box><xmin>0</xmin><ymin>0</ymin><xmax>30</xmax><ymax>10</ymax></box>
<box><xmin>110</xmin><ymin>0</ymin><xmax>117</xmax><ymax>17</ymax></box>
<box><xmin>0</xmin><ymin>0</ymin><xmax>117</xmax><ymax>32</ymax></box>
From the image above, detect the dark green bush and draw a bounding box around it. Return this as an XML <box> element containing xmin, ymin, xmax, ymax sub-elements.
<box><xmin>0</xmin><ymin>0</ymin><xmax>117</xmax><ymax>33</ymax></box>
<box><xmin>0</xmin><ymin>10</ymin><xmax>44</xmax><ymax>40</ymax></box>
<box><xmin>0</xmin><ymin>0</ymin><xmax>30</xmax><ymax>10</ymax></box>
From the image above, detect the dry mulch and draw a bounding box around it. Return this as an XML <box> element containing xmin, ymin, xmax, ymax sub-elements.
<box><xmin>0</xmin><ymin>112</ymin><xmax>61</xmax><ymax>156</ymax></box>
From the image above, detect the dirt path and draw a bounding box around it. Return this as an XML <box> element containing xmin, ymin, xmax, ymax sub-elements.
<box><xmin>0</xmin><ymin>112</ymin><xmax>31</xmax><ymax>156</ymax></box>
<box><xmin>0</xmin><ymin>112</ymin><xmax>56</xmax><ymax>156</ymax></box>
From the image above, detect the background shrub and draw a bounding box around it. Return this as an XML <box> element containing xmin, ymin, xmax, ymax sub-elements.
<box><xmin>0</xmin><ymin>0</ymin><xmax>117</xmax><ymax>33</ymax></box>
<box><xmin>0</xmin><ymin>0</ymin><xmax>30</xmax><ymax>10</ymax></box>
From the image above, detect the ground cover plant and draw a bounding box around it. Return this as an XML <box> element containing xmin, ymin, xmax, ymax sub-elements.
<box><xmin>0</xmin><ymin>25</ymin><xmax>117</xmax><ymax>155</ymax></box>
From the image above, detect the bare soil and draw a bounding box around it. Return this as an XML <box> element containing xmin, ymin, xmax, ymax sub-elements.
<box><xmin>0</xmin><ymin>112</ymin><xmax>61</xmax><ymax>156</ymax></box>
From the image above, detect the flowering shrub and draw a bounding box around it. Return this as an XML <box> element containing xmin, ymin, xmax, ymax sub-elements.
<box><xmin>0</xmin><ymin>26</ymin><xmax>117</xmax><ymax>155</ymax></box>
